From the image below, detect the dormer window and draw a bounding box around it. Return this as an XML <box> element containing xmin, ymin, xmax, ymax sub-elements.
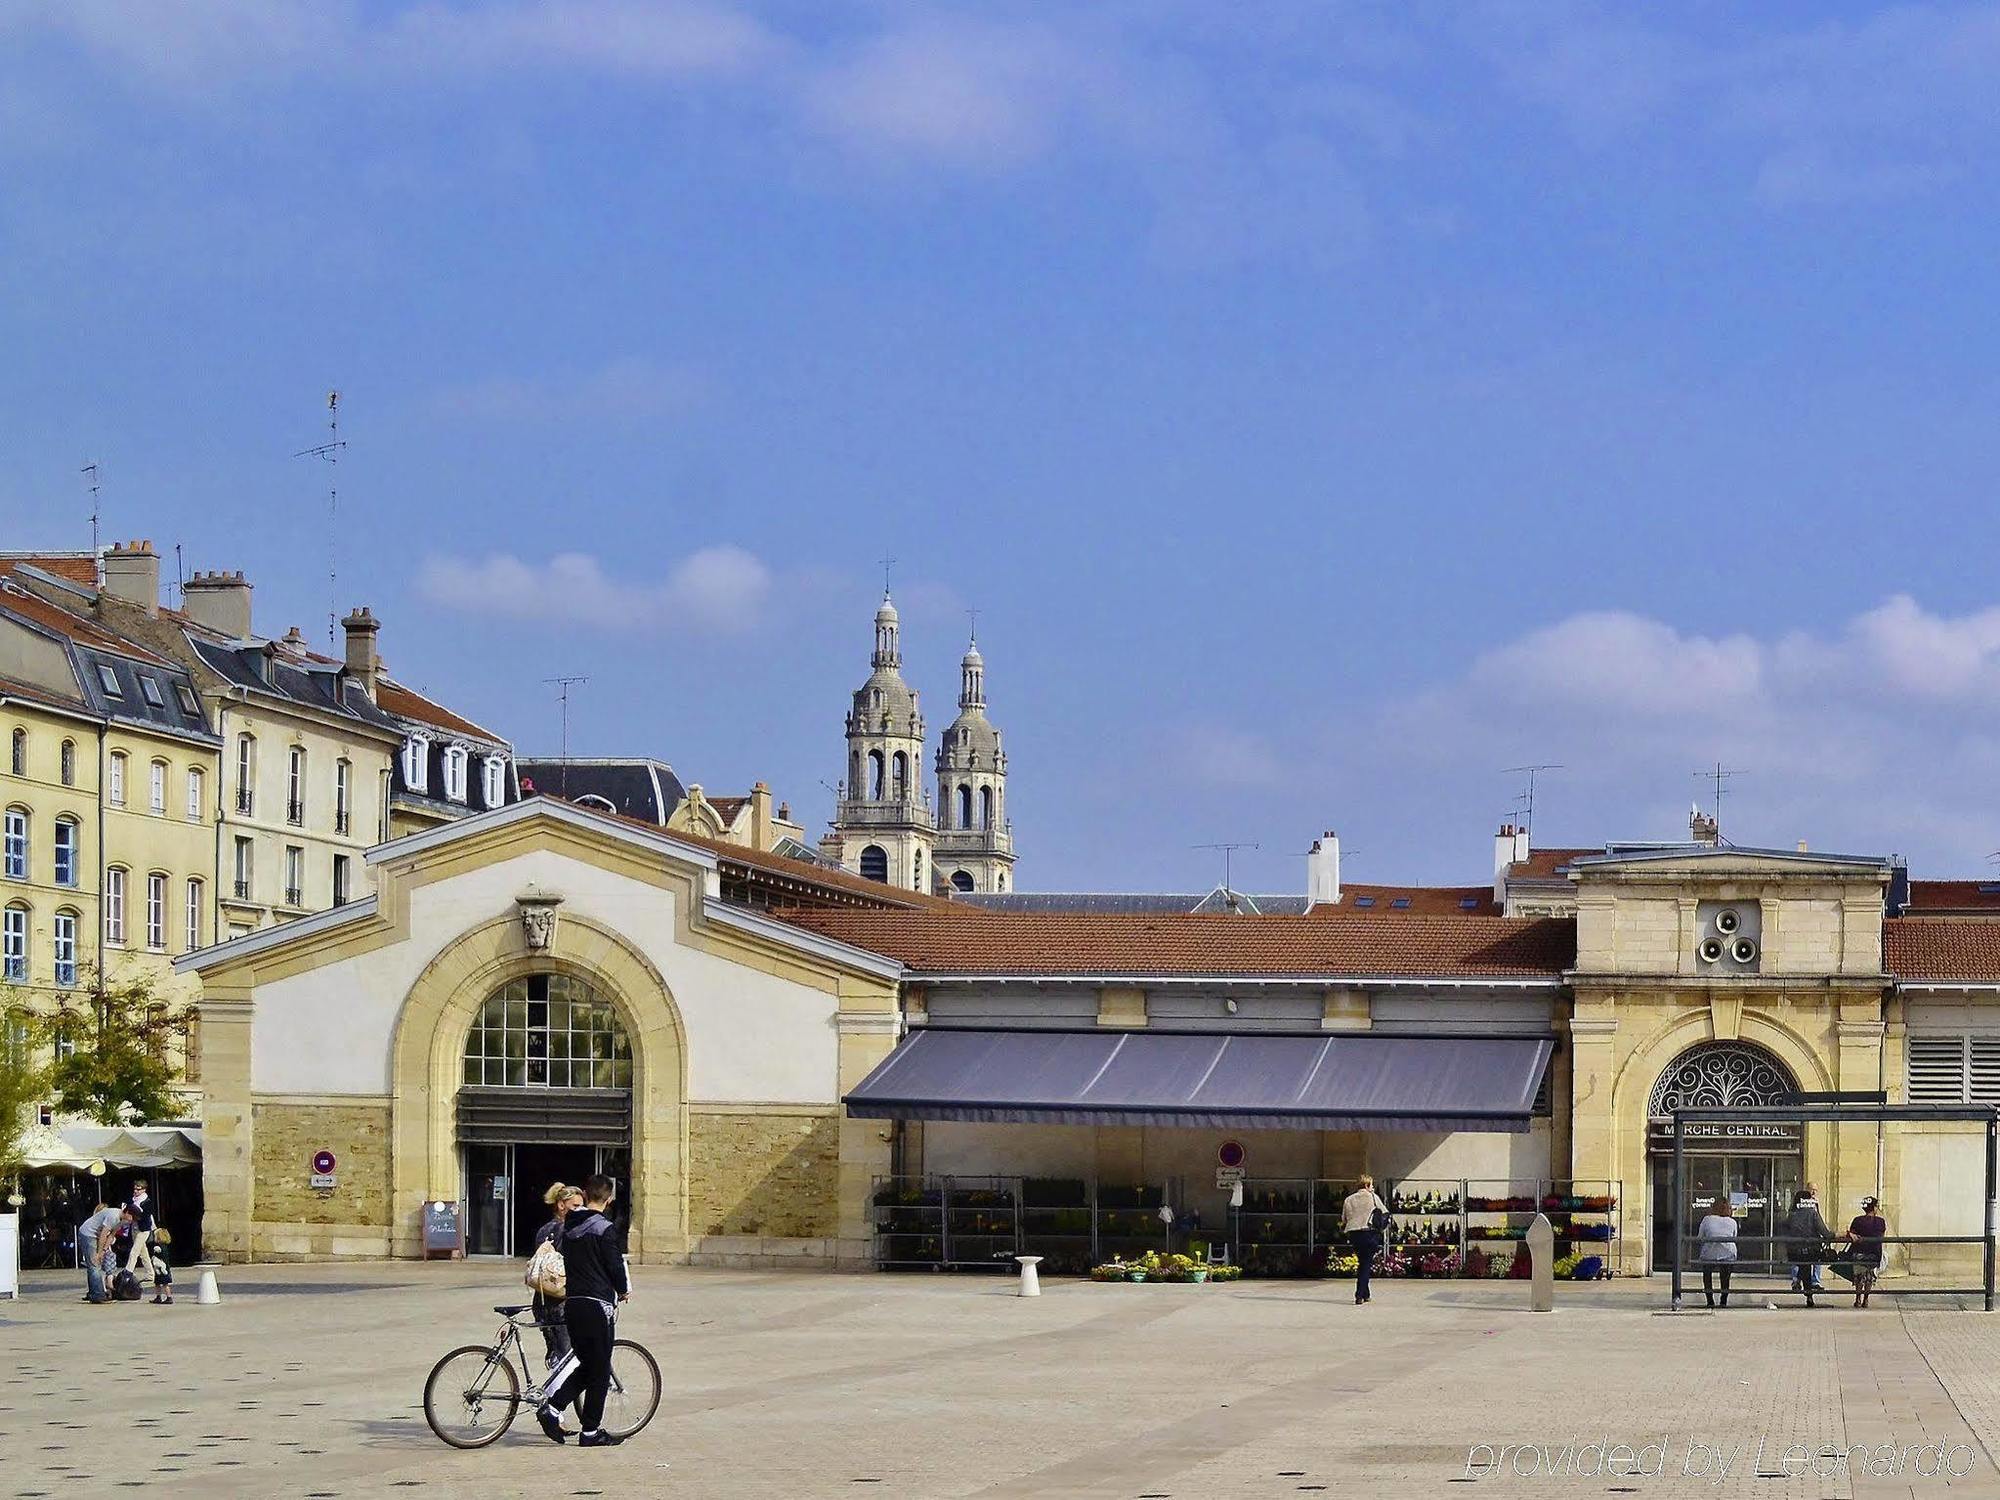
<box><xmin>442</xmin><ymin>745</ymin><xmax>469</xmax><ymax>802</ymax></box>
<box><xmin>402</xmin><ymin>734</ymin><xmax>430</xmax><ymax>793</ymax></box>
<box><xmin>138</xmin><ymin>675</ymin><xmax>164</xmax><ymax>709</ymax></box>
<box><xmin>96</xmin><ymin>663</ymin><xmax>122</xmax><ymax>697</ymax></box>
<box><xmin>482</xmin><ymin>756</ymin><xmax>506</xmax><ymax>809</ymax></box>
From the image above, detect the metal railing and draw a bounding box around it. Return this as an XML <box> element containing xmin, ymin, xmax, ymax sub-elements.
<box><xmin>283</xmin><ymin>885</ymin><xmax>303</xmax><ymax>908</ymax></box>
<box><xmin>286</xmin><ymin>798</ymin><xmax>305</xmax><ymax>826</ymax></box>
<box><xmin>235</xmin><ymin>789</ymin><xmax>254</xmax><ymax>815</ymax></box>
<box><xmin>233</xmin><ymin>879</ymin><xmax>251</xmax><ymax>900</ymax></box>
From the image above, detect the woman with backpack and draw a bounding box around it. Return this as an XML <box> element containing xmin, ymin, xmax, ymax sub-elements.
<box><xmin>528</xmin><ymin>1183</ymin><xmax>582</xmax><ymax>1369</ymax></box>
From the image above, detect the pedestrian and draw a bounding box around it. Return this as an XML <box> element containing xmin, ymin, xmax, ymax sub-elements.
<box><xmin>1782</xmin><ymin>1184</ymin><xmax>1832</xmax><ymax>1306</ymax></box>
<box><xmin>1840</xmin><ymin>1196</ymin><xmax>1888</xmax><ymax>1309</ymax></box>
<box><xmin>1697</xmin><ymin>1195</ymin><xmax>1737</xmax><ymax>1308</ymax></box>
<box><xmin>534</xmin><ymin>1174</ymin><xmax>631</xmax><ymax>1448</ymax></box>
<box><xmin>145</xmin><ymin>1225</ymin><xmax>175</xmax><ymax>1305</ymax></box>
<box><xmin>529</xmin><ymin>1183</ymin><xmax>583</xmax><ymax>1370</ymax></box>
<box><xmin>75</xmin><ymin>1202</ymin><xmax>133</xmax><ymax>1304</ymax></box>
<box><xmin>1340</xmin><ymin>1173</ymin><xmax>1391</xmax><ymax>1307</ymax></box>
<box><xmin>120</xmin><ymin>1179</ymin><xmax>155</xmax><ymax>1278</ymax></box>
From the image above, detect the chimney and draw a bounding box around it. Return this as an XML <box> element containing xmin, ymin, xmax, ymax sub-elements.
<box><xmin>1493</xmin><ymin>822</ymin><xmax>1517</xmax><ymax>902</ymax></box>
<box><xmin>750</xmin><ymin>780</ymin><xmax>773</xmax><ymax>851</ymax></box>
<box><xmin>182</xmin><ymin>569</ymin><xmax>254</xmax><ymax>638</ymax></box>
<box><xmin>1690</xmin><ymin>804</ymin><xmax>1720</xmax><ymax>845</ymax></box>
<box><xmin>1306</xmin><ymin>832</ymin><xmax>1341</xmax><ymax>910</ymax></box>
<box><xmin>101</xmin><ymin>540</ymin><xmax>160</xmax><ymax>616</ymax></box>
<box><xmin>341</xmin><ymin>606</ymin><xmax>381</xmax><ymax>699</ymax></box>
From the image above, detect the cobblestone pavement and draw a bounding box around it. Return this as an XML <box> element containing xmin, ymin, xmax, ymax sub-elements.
<box><xmin>7</xmin><ymin>1263</ymin><xmax>2000</xmax><ymax>1499</ymax></box>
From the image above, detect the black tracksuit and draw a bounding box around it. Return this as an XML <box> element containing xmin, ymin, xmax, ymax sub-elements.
<box><xmin>541</xmin><ymin>1208</ymin><xmax>629</xmax><ymax>1433</ymax></box>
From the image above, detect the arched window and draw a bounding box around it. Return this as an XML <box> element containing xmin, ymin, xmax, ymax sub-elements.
<box><xmin>104</xmin><ymin>866</ymin><xmax>127</xmax><ymax>945</ymax></box>
<box><xmin>334</xmin><ymin>758</ymin><xmax>351</xmax><ymax>833</ymax></box>
<box><xmin>461</xmin><ymin>973</ymin><xmax>632</xmax><ymax>1089</ymax></box>
<box><xmin>957</xmin><ymin>784</ymin><xmax>972</xmax><ymax>829</ymax></box>
<box><xmin>53</xmin><ymin>816</ymin><xmax>78</xmax><ymax>887</ymax></box>
<box><xmin>848</xmin><ymin>751</ymin><xmax>860</xmax><ymax>797</ymax></box>
<box><xmin>402</xmin><ymin>735</ymin><xmax>429</xmax><ymax>793</ymax></box>
<box><xmin>145</xmin><ymin>871</ymin><xmax>168</xmax><ymax>951</ymax></box>
<box><xmin>184</xmin><ymin>878</ymin><xmax>203</xmax><ymax>953</ymax></box>
<box><xmin>59</xmin><ymin>739</ymin><xmax>75</xmax><ymax>786</ymax></box>
<box><xmin>53</xmin><ymin>908</ymin><xmax>77</xmax><ymax>986</ymax></box>
<box><xmin>890</xmin><ymin>752</ymin><xmax>907</xmax><ymax>800</ymax></box>
<box><xmin>951</xmin><ymin>870</ymin><xmax>975</xmax><ymax>892</ymax></box>
<box><xmin>914</xmin><ymin>846</ymin><xmax>924</xmax><ymax>891</ymax></box>
<box><xmin>1</xmin><ymin>902</ymin><xmax>26</xmax><ymax>981</ymax></box>
<box><xmin>482</xmin><ymin>756</ymin><xmax>506</xmax><ymax>809</ymax></box>
<box><xmin>442</xmin><ymin>744</ymin><xmax>469</xmax><ymax>802</ymax></box>
<box><xmin>287</xmin><ymin>745</ymin><xmax>307</xmax><ymax>824</ymax></box>
<box><xmin>997</xmin><ymin>870</ymin><xmax>1007</xmax><ymax>891</ymax></box>
<box><xmin>149</xmin><ymin>758</ymin><xmax>167</xmax><ymax>815</ymax></box>
<box><xmin>186</xmin><ymin>766</ymin><xmax>205</xmax><ymax>821</ymax></box>
<box><xmin>867</xmin><ymin>751</ymin><xmax>884</xmax><ymax>801</ymax></box>
<box><xmin>2</xmin><ymin>807</ymin><xmax>26</xmax><ymax>880</ymax></box>
<box><xmin>1648</xmin><ymin>1041</ymin><xmax>1797</xmax><ymax>1116</ymax></box>
<box><xmin>8</xmin><ymin>727</ymin><xmax>23</xmax><ymax>776</ymax></box>
<box><xmin>859</xmin><ymin>845</ymin><xmax>889</xmax><ymax>883</ymax></box>
<box><xmin>233</xmin><ymin>734</ymin><xmax>255</xmax><ymax>815</ymax></box>
<box><xmin>108</xmin><ymin>751</ymin><xmax>128</xmax><ymax>808</ymax></box>
<box><xmin>980</xmin><ymin>786</ymin><xmax>994</xmax><ymax>830</ymax></box>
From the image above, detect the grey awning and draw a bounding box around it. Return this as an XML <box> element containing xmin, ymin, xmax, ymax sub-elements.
<box><xmin>845</xmin><ymin>1029</ymin><xmax>1553</xmax><ymax>1133</ymax></box>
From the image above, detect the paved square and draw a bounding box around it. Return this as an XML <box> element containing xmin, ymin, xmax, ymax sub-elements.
<box><xmin>8</xmin><ymin>1263</ymin><xmax>2000</xmax><ymax>1498</ymax></box>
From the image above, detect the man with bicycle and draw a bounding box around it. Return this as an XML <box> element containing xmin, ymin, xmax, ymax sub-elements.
<box><xmin>535</xmin><ymin>1174</ymin><xmax>630</xmax><ymax>1447</ymax></box>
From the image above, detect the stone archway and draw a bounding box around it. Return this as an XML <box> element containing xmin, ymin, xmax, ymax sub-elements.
<box><xmin>387</xmin><ymin>910</ymin><xmax>688</xmax><ymax>1259</ymax></box>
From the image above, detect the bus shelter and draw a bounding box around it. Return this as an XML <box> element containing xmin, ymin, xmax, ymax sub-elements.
<box><xmin>1667</xmin><ymin>1101</ymin><xmax>1998</xmax><ymax>1311</ymax></box>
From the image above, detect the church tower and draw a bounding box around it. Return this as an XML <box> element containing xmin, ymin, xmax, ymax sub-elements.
<box><xmin>933</xmin><ymin>633</ymin><xmax>1015</xmax><ymax>892</ymax></box>
<box><xmin>822</xmin><ymin>593</ymin><xmax>936</xmax><ymax>889</ymax></box>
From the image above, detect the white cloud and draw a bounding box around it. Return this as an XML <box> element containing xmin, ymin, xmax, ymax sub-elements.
<box><xmin>385</xmin><ymin>0</ymin><xmax>778</xmax><ymax>79</ymax></box>
<box><xmin>1170</xmin><ymin>724</ymin><xmax>1285</xmax><ymax>791</ymax></box>
<box><xmin>419</xmin><ymin>545</ymin><xmax>771</xmax><ymax>633</ymax></box>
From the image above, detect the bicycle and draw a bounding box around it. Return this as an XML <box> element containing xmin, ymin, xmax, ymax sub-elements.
<box><xmin>424</xmin><ymin>1303</ymin><xmax>662</xmax><ymax>1449</ymax></box>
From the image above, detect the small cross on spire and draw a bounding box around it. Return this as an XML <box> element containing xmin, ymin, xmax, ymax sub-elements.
<box><xmin>878</xmin><ymin>555</ymin><xmax>896</xmax><ymax>595</ymax></box>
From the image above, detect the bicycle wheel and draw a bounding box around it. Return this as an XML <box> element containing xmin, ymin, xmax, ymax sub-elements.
<box><xmin>601</xmin><ymin>1339</ymin><xmax>662</xmax><ymax>1439</ymax></box>
<box><xmin>424</xmin><ymin>1344</ymin><xmax>522</xmax><ymax>1449</ymax></box>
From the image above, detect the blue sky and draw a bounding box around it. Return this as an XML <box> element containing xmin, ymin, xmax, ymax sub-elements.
<box><xmin>8</xmin><ymin>1</ymin><xmax>2000</xmax><ymax>892</ymax></box>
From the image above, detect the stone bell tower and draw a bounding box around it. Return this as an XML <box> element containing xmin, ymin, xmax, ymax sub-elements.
<box><xmin>822</xmin><ymin>593</ymin><xmax>935</xmax><ymax>890</ymax></box>
<box><xmin>933</xmin><ymin>633</ymin><xmax>1015</xmax><ymax>893</ymax></box>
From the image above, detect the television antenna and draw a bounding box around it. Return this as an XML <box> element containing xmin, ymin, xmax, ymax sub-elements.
<box><xmin>293</xmin><ymin>391</ymin><xmax>346</xmax><ymax>647</ymax></box>
<box><xmin>80</xmin><ymin>463</ymin><xmax>101</xmax><ymax>562</ymax></box>
<box><xmin>1194</xmin><ymin>841</ymin><xmax>1260</xmax><ymax>902</ymax></box>
<box><xmin>544</xmin><ymin>676</ymin><xmax>588</xmax><ymax>796</ymax></box>
<box><xmin>1502</xmin><ymin>764</ymin><xmax>1564</xmax><ymax>837</ymax></box>
<box><xmin>1693</xmin><ymin>762</ymin><xmax>1741</xmax><ymax>835</ymax></box>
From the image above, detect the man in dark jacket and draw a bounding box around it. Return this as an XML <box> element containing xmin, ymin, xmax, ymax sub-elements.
<box><xmin>1783</xmin><ymin>1185</ymin><xmax>1833</xmax><ymax>1304</ymax></box>
<box><xmin>535</xmin><ymin>1175</ymin><xmax>630</xmax><ymax>1447</ymax></box>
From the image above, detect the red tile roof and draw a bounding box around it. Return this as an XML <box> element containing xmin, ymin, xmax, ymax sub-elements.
<box><xmin>376</xmin><ymin>678</ymin><xmax>505</xmax><ymax>743</ymax></box>
<box><xmin>1885</xmin><ymin>918</ymin><xmax>2000</xmax><ymax>982</ymax></box>
<box><xmin>0</xmin><ymin>553</ymin><xmax>97</xmax><ymax>586</ymax></box>
<box><xmin>1327</xmin><ymin>884</ymin><xmax>1498</xmax><ymax>916</ymax></box>
<box><xmin>1903</xmin><ymin>881</ymin><xmax>2000</xmax><ymax>913</ymax></box>
<box><xmin>776</xmin><ymin>908</ymin><xmax>1576</xmax><ymax>977</ymax></box>
<box><xmin>1507</xmin><ymin>847</ymin><xmax>1595</xmax><ymax>880</ymax></box>
<box><xmin>0</xmin><ymin>583</ymin><xmax>174</xmax><ymax>663</ymax></box>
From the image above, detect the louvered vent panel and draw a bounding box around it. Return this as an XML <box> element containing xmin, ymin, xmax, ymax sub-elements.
<box><xmin>1908</xmin><ymin>1035</ymin><xmax>1969</xmax><ymax>1105</ymax></box>
<box><xmin>1969</xmin><ymin>1037</ymin><xmax>2000</xmax><ymax>1104</ymax></box>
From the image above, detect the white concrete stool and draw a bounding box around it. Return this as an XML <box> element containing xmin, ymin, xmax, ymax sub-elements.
<box><xmin>1015</xmin><ymin>1255</ymin><xmax>1043</xmax><ymax>1297</ymax></box>
<box><xmin>196</xmin><ymin>1270</ymin><xmax>221</xmax><ymax>1305</ymax></box>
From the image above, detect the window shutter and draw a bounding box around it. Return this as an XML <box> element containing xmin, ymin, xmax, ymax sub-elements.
<box><xmin>1908</xmin><ymin>1034</ymin><xmax>1969</xmax><ymax>1105</ymax></box>
<box><xmin>1970</xmin><ymin>1037</ymin><xmax>2000</xmax><ymax>1105</ymax></box>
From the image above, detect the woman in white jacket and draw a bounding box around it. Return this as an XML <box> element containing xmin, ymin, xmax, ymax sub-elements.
<box><xmin>1697</xmin><ymin>1196</ymin><xmax>1738</xmax><ymax>1308</ymax></box>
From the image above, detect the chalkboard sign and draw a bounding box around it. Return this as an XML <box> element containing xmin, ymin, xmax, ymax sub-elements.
<box><xmin>422</xmin><ymin>1200</ymin><xmax>463</xmax><ymax>1260</ymax></box>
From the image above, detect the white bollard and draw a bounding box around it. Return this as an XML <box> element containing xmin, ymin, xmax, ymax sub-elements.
<box><xmin>196</xmin><ymin>1270</ymin><xmax>221</xmax><ymax>1305</ymax></box>
<box><xmin>1015</xmin><ymin>1255</ymin><xmax>1043</xmax><ymax>1297</ymax></box>
<box><xmin>1526</xmin><ymin>1213</ymin><xmax>1555</xmax><ymax>1313</ymax></box>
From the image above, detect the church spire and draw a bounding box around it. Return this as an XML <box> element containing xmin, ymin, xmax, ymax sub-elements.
<box><xmin>872</xmin><ymin>592</ymin><xmax>901</xmax><ymax>670</ymax></box>
<box><xmin>959</xmin><ymin>635</ymin><xmax>984</xmax><ymax>710</ymax></box>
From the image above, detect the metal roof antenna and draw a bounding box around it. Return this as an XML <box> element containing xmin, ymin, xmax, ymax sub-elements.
<box><xmin>294</xmin><ymin>390</ymin><xmax>346</xmax><ymax>648</ymax></box>
<box><xmin>544</xmin><ymin>676</ymin><xmax>589</xmax><ymax>797</ymax></box>
<box><xmin>80</xmin><ymin>463</ymin><xmax>100</xmax><ymax>571</ymax></box>
<box><xmin>1502</xmin><ymin>764</ymin><xmax>1563</xmax><ymax>840</ymax></box>
<box><xmin>172</xmin><ymin>542</ymin><xmax>186</xmax><ymax>608</ymax></box>
<box><xmin>1692</xmin><ymin>762</ymin><xmax>1741</xmax><ymax>845</ymax></box>
<box><xmin>1195</xmin><ymin>841</ymin><xmax>1259</xmax><ymax>911</ymax></box>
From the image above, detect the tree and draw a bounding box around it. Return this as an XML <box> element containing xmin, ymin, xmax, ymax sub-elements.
<box><xmin>29</xmin><ymin>965</ymin><xmax>196</xmax><ymax>1127</ymax></box>
<box><xmin>0</xmin><ymin>1014</ymin><xmax>44</xmax><ymax>1179</ymax></box>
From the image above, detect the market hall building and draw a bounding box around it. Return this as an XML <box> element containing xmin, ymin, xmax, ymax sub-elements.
<box><xmin>177</xmin><ymin>801</ymin><xmax>2000</xmax><ymax>1277</ymax></box>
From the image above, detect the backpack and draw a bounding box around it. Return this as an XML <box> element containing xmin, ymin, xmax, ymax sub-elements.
<box><xmin>524</xmin><ymin>1238</ymin><xmax>566</xmax><ymax>1299</ymax></box>
<box><xmin>112</xmin><ymin>1269</ymin><xmax>143</xmax><ymax>1301</ymax></box>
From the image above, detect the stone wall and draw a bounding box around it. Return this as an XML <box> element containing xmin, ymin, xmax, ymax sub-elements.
<box><xmin>251</xmin><ymin>1099</ymin><xmax>393</xmax><ymax>1259</ymax></box>
<box><xmin>687</xmin><ymin>1106</ymin><xmax>839</xmax><ymax>1241</ymax></box>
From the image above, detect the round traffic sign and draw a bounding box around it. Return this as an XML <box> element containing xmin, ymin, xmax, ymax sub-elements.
<box><xmin>312</xmin><ymin>1150</ymin><xmax>337</xmax><ymax>1174</ymax></box>
<box><xmin>1217</xmin><ymin>1140</ymin><xmax>1246</xmax><ymax>1169</ymax></box>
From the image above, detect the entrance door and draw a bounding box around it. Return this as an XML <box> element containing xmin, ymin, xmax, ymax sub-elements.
<box><xmin>1651</xmin><ymin>1153</ymin><xmax>1802</xmax><ymax>1274</ymax></box>
<box><xmin>465</xmin><ymin>1143</ymin><xmax>512</xmax><ymax>1256</ymax></box>
<box><xmin>511</xmin><ymin>1142</ymin><xmax>600</xmax><ymax>1258</ymax></box>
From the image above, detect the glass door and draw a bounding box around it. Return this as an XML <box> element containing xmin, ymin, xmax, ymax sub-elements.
<box><xmin>464</xmin><ymin>1143</ymin><xmax>514</xmax><ymax>1256</ymax></box>
<box><xmin>1651</xmin><ymin>1152</ymin><xmax>1802</xmax><ymax>1273</ymax></box>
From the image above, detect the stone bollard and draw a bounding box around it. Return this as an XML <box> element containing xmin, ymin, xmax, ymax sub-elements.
<box><xmin>1527</xmin><ymin>1213</ymin><xmax>1555</xmax><ymax>1313</ymax></box>
<box><xmin>196</xmin><ymin>1270</ymin><xmax>221</xmax><ymax>1306</ymax></box>
<box><xmin>1015</xmin><ymin>1255</ymin><xmax>1043</xmax><ymax>1297</ymax></box>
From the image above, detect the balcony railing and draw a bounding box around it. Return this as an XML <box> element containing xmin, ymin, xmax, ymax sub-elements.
<box><xmin>284</xmin><ymin>886</ymin><xmax>303</xmax><ymax>908</ymax></box>
<box><xmin>233</xmin><ymin>879</ymin><xmax>251</xmax><ymax>900</ymax></box>
<box><xmin>235</xmin><ymin>789</ymin><xmax>254</xmax><ymax>815</ymax></box>
<box><xmin>287</xmin><ymin>799</ymin><xmax>305</xmax><ymax>826</ymax></box>
<box><xmin>835</xmin><ymin>798</ymin><xmax>932</xmax><ymax>827</ymax></box>
<box><xmin>334</xmin><ymin>809</ymin><xmax>350</xmax><ymax>835</ymax></box>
